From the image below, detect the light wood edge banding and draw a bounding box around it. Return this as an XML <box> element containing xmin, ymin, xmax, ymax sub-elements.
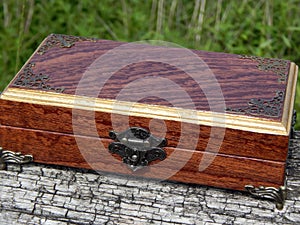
<box><xmin>282</xmin><ymin>62</ymin><xmax>298</xmax><ymax>135</ymax></box>
<box><xmin>1</xmin><ymin>83</ymin><xmax>296</xmax><ymax>136</ymax></box>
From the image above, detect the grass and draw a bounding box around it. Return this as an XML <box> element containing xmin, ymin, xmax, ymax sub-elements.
<box><xmin>1</xmin><ymin>0</ymin><xmax>300</xmax><ymax>128</ymax></box>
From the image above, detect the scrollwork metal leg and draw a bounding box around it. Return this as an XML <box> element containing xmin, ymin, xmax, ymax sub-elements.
<box><xmin>0</xmin><ymin>147</ymin><xmax>33</xmax><ymax>170</ymax></box>
<box><xmin>245</xmin><ymin>185</ymin><xmax>287</xmax><ymax>210</ymax></box>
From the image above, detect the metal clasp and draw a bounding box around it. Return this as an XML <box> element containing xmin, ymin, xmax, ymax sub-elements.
<box><xmin>108</xmin><ymin>127</ymin><xmax>167</xmax><ymax>171</ymax></box>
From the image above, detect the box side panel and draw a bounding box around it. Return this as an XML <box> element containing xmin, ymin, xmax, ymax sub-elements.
<box><xmin>0</xmin><ymin>125</ymin><xmax>285</xmax><ymax>191</ymax></box>
<box><xmin>0</xmin><ymin>99</ymin><xmax>289</xmax><ymax>161</ymax></box>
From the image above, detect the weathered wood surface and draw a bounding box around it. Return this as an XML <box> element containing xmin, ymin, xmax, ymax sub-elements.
<box><xmin>0</xmin><ymin>132</ymin><xmax>300</xmax><ymax>225</ymax></box>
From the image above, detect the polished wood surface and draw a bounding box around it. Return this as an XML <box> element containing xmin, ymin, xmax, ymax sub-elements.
<box><xmin>0</xmin><ymin>35</ymin><xmax>295</xmax><ymax>189</ymax></box>
<box><xmin>0</xmin><ymin>99</ymin><xmax>289</xmax><ymax>161</ymax></box>
<box><xmin>0</xmin><ymin>124</ymin><xmax>285</xmax><ymax>191</ymax></box>
<box><xmin>1</xmin><ymin>88</ymin><xmax>291</xmax><ymax>135</ymax></box>
<box><xmin>7</xmin><ymin>34</ymin><xmax>292</xmax><ymax>121</ymax></box>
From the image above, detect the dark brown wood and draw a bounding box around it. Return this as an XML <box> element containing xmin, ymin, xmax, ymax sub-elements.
<box><xmin>0</xmin><ymin>34</ymin><xmax>294</xmax><ymax>193</ymax></box>
<box><xmin>0</xmin><ymin>124</ymin><xmax>285</xmax><ymax>191</ymax></box>
<box><xmin>0</xmin><ymin>99</ymin><xmax>289</xmax><ymax>162</ymax></box>
<box><xmin>9</xmin><ymin>34</ymin><xmax>290</xmax><ymax>120</ymax></box>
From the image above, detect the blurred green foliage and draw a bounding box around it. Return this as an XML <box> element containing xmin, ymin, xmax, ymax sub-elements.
<box><xmin>1</xmin><ymin>0</ymin><xmax>300</xmax><ymax>128</ymax></box>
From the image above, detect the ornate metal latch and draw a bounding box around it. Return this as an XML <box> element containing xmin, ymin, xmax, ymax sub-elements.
<box><xmin>108</xmin><ymin>127</ymin><xmax>167</xmax><ymax>171</ymax></box>
<box><xmin>0</xmin><ymin>147</ymin><xmax>33</xmax><ymax>170</ymax></box>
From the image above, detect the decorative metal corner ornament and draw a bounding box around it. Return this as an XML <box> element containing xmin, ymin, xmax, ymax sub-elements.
<box><xmin>245</xmin><ymin>184</ymin><xmax>287</xmax><ymax>210</ymax></box>
<box><xmin>108</xmin><ymin>127</ymin><xmax>167</xmax><ymax>171</ymax></box>
<box><xmin>226</xmin><ymin>55</ymin><xmax>290</xmax><ymax>118</ymax></box>
<box><xmin>226</xmin><ymin>90</ymin><xmax>284</xmax><ymax>117</ymax></box>
<box><xmin>37</xmin><ymin>34</ymin><xmax>97</xmax><ymax>55</ymax></box>
<box><xmin>0</xmin><ymin>148</ymin><xmax>33</xmax><ymax>170</ymax></box>
<box><xmin>239</xmin><ymin>55</ymin><xmax>289</xmax><ymax>83</ymax></box>
<box><xmin>12</xmin><ymin>62</ymin><xmax>65</xmax><ymax>93</ymax></box>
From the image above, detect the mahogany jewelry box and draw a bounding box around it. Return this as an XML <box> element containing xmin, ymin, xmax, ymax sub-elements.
<box><xmin>0</xmin><ymin>34</ymin><xmax>298</xmax><ymax>209</ymax></box>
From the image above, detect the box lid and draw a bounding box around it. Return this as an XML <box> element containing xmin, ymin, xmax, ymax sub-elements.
<box><xmin>0</xmin><ymin>34</ymin><xmax>297</xmax><ymax>137</ymax></box>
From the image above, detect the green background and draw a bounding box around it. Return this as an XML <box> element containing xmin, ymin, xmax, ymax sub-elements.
<box><xmin>1</xmin><ymin>0</ymin><xmax>300</xmax><ymax>128</ymax></box>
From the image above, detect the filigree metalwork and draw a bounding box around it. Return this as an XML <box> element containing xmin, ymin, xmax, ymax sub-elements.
<box><xmin>37</xmin><ymin>34</ymin><xmax>97</xmax><ymax>55</ymax></box>
<box><xmin>12</xmin><ymin>62</ymin><xmax>65</xmax><ymax>93</ymax></box>
<box><xmin>226</xmin><ymin>55</ymin><xmax>289</xmax><ymax>117</ymax></box>
<box><xmin>239</xmin><ymin>55</ymin><xmax>289</xmax><ymax>83</ymax></box>
<box><xmin>226</xmin><ymin>91</ymin><xmax>284</xmax><ymax>117</ymax></box>
<box><xmin>0</xmin><ymin>147</ymin><xmax>33</xmax><ymax>170</ymax></box>
<box><xmin>245</xmin><ymin>184</ymin><xmax>287</xmax><ymax>210</ymax></box>
<box><xmin>108</xmin><ymin>127</ymin><xmax>167</xmax><ymax>171</ymax></box>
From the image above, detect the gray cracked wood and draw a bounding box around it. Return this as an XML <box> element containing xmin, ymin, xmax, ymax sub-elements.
<box><xmin>0</xmin><ymin>133</ymin><xmax>300</xmax><ymax>225</ymax></box>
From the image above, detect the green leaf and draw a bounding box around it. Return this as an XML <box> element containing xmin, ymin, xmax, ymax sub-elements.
<box><xmin>287</xmin><ymin>26</ymin><xmax>300</xmax><ymax>31</ymax></box>
<box><xmin>281</xmin><ymin>35</ymin><xmax>292</xmax><ymax>48</ymax></box>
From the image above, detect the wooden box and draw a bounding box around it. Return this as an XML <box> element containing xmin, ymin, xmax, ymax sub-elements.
<box><xmin>0</xmin><ymin>34</ymin><xmax>298</xmax><ymax>208</ymax></box>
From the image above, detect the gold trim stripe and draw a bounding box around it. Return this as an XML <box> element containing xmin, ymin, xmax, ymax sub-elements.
<box><xmin>282</xmin><ymin>62</ymin><xmax>298</xmax><ymax>135</ymax></box>
<box><xmin>0</xmin><ymin>77</ymin><xmax>295</xmax><ymax>136</ymax></box>
<box><xmin>2</xmin><ymin>34</ymin><xmax>297</xmax><ymax>137</ymax></box>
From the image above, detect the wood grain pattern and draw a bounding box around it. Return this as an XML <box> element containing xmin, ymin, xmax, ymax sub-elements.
<box><xmin>2</xmin><ymin>88</ymin><xmax>289</xmax><ymax>135</ymax></box>
<box><xmin>0</xmin><ymin>99</ymin><xmax>289</xmax><ymax>162</ymax></box>
<box><xmin>8</xmin><ymin>35</ymin><xmax>291</xmax><ymax>121</ymax></box>
<box><xmin>0</xmin><ymin>35</ymin><xmax>294</xmax><ymax>189</ymax></box>
<box><xmin>0</xmin><ymin>124</ymin><xmax>285</xmax><ymax>191</ymax></box>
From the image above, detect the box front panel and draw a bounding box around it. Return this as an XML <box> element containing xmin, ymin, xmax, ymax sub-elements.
<box><xmin>0</xmin><ymin>124</ymin><xmax>286</xmax><ymax>191</ymax></box>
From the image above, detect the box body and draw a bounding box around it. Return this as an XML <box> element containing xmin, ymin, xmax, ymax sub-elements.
<box><xmin>0</xmin><ymin>34</ymin><xmax>298</xmax><ymax>191</ymax></box>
